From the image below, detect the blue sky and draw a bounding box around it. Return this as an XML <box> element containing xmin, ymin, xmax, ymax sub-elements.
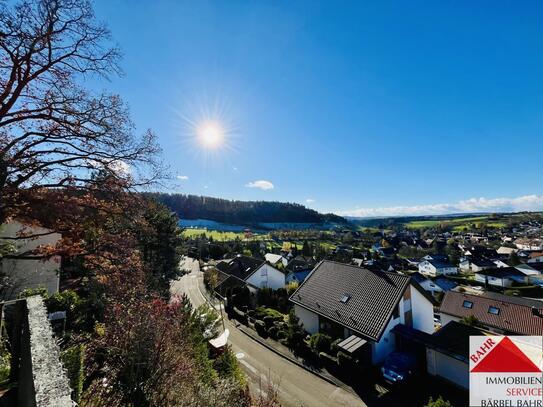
<box><xmin>93</xmin><ymin>0</ymin><xmax>543</xmax><ymax>216</ymax></box>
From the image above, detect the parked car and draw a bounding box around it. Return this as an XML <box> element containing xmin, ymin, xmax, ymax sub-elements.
<box><xmin>381</xmin><ymin>352</ymin><xmax>417</xmax><ymax>384</ymax></box>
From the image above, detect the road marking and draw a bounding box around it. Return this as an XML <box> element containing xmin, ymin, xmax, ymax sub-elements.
<box><xmin>239</xmin><ymin>359</ymin><xmax>259</xmax><ymax>375</ymax></box>
<box><xmin>235</xmin><ymin>352</ymin><xmax>245</xmax><ymax>359</ymax></box>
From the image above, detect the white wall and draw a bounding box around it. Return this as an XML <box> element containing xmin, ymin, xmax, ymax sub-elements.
<box><xmin>418</xmin><ymin>261</ymin><xmax>436</xmax><ymax>277</ymax></box>
<box><xmin>419</xmin><ymin>280</ymin><xmax>443</xmax><ymax>296</ymax></box>
<box><xmin>294</xmin><ymin>304</ymin><xmax>319</xmax><ymax>334</ymax></box>
<box><xmin>246</xmin><ymin>263</ymin><xmax>285</xmax><ymax>290</ymax></box>
<box><xmin>474</xmin><ymin>273</ymin><xmax>513</xmax><ymax>287</ymax></box>
<box><xmin>372</xmin><ymin>315</ymin><xmax>400</xmax><ymax>364</ymax></box>
<box><xmin>440</xmin><ymin>313</ymin><xmax>459</xmax><ymax>327</ymax></box>
<box><xmin>0</xmin><ymin>222</ymin><xmax>61</xmax><ymax>299</ymax></box>
<box><xmin>439</xmin><ymin>266</ymin><xmax>458</xmax><ymax>276</ymax></box>
<box><xmin>426</xmin><ymin>349</ymin><xmax>469</xmax><ymax>389</ymax></box>
<box><xmin>410</xmin><ymin>285</ymin><xmax>435</xmax><ymax>334</ymax></box>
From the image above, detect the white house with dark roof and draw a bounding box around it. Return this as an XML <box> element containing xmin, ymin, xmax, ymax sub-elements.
<box><xmin>215</xmin><ymin>255</ymin><xmax>286</xmax><ymax>292</ymax></box>
<box><xmin>418</xmin><ymin>258</ymin><xmax>458</xmax><ymax>277</ymax></box>
<box><xmin>289</xmin><ymin>261</ymin><xmax>435</xmax><ymax>364</ymax></box>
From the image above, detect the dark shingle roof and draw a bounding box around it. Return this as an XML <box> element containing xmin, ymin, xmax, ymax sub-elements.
<box><xmin>426</xmin><ymin>259</ymin><xmax>455</xmax><ymax>269</ymax></box>
<box><xmin>409</xmin><ymin>272</ymin><xmax>429</xmax><ymax>284</ymax></box>
<box><xmin>470</xmin><ymin>258</ymin><xmax>496</xmax><ymax>268</ymax></box>
<box><xmin>434</xmin><ymin>277</ymin><xmax>458</xmax><ymax>291</ymax></box>
<box><xmin>285</xmin><ymin>256</ymin><xmax>316</xmax><ymax>273</ymax></box>
<box><xmin>439</xmin><ymin>291</ymin><xmax>543</xmax><ymax>335</ymax></box>
<box><xmin>289</xmin><ymin>261</ymin><xmax>413</xmax><ymax>341</ymax></box>
<box><xmin>218</xmin><ymin>255</ymin><xmax>264</xmax><ymax>280</ymax></box>
<box><xmin>475</xmin><ymin>267</ymin><xmax>525</xmax><ymax>279</ymax></box>
<box><xmin>430</xmin><ymin>321</ymin><xmax>489</xmax><ymax>360</ymax></box>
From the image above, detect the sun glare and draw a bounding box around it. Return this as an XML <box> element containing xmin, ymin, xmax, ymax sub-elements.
<box><xmin>198</xmin><ymin>122</ymin><xmax>223</xmax><ymax>148</ymax></box>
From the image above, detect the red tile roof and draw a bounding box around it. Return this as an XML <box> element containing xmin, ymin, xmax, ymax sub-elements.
<box><xmin>439</xmin><ymin>291</ymin><xmax>543</xmax><ymax>335</ymax></box>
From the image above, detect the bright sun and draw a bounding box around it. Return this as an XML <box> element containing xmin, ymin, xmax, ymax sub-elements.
<box><xmin>198</xmin><ymin>122</ymin><xmax>223</xmax><ymax>148</ymax></box>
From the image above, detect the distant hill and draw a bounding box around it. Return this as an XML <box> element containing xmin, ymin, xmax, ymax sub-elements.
<box><xmin>347</xmin><ymin>211</ymin><xmax>543</xmax><ymax>230</ymax></box>
<box><xmin>146</xmin><ymin>193</ymin><xmax>349</xmax><ymax>228</ymax></box>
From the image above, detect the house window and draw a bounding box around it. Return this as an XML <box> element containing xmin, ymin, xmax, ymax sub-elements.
<box><xmin>462</xmin><ymin>300</ymin><xmax>473</xmax><ymax>309</ymax></box>
<box><xmin>339</xmin><ymin>293</ymin><xmax>351</xmax><ymax>304</ymax></box>
<box><xmin>488</xmin><ymin>306</ymin><xmax>500</xmax><ymax>315</ymax></box>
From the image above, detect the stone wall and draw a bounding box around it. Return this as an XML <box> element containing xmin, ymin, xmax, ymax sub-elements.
<box><xmin>3</xmin><ymin>296</ymin><xmax>73</xmax><ymax>407</ymax></box>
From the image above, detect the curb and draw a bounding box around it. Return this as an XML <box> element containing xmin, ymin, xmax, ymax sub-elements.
<box><xmin>235</xmin><ymin>324</ymin><xmax>346</xmax><ymax>389</ymax></box>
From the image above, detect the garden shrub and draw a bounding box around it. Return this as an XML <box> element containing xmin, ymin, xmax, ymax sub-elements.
<box><xmin>0</xmin><ymin>337</ymin><xmax>10</xmax><ymax>383</ymax></box>
<box><xmin>424</xmin><ymin>396</ymin><xmax>453</xmax><ymax>407</ymax></box>
<box><xmin>276</xmin><ymin>330</ymin><xmax>287</xmax><ymax>340</ymax></box>
<box><xmin>212</xmin><ymin>347</ymin><xmax>246</xmax><ymax>386</ymax></box>
<box><xmin>232</xmin><ymin>307</ymin><xmax>247</xmax><ymax>325</ymax></box>
<box><xmin>318</xmin><ymin>351</ymin><xmax>337</xmax><ymax>367</ymax></box>
<box><xmin>254</xmin><ymin>320</ymin><xmax>267</xmax><ymax>337</ymax></box>
<box><xmin>263</xmin><ymin>315</ymin><xmax>275</xmax><ymax>328</ymax></box>
<box><xmin>330</xmin><ymin>338</ymin><xmax>342</xmax><ymax>354</ymax></box>
<box><xmin>286</xmin><ymin>309</ymin><xmax>306</xmax><ymax>351</ymax></box>
<box><xmin>310</xmin><ymin>333</ymin><xmax>332</xmax><ymax>354</ymax></box>
<box><xmin>267</xmin><ymin>325</ymin><xmax>279</xmax><ymax>339</ymax></box>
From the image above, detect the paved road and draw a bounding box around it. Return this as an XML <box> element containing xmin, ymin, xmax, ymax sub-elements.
<box><xmin>171</xmin><ymin>257</ymin><xmax>366</xmax><ymax>407</ymax></box>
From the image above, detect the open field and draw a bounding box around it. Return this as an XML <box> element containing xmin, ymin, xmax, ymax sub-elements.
<box><xmin>181</xmin><ymin>228</ymin><xmax>268</xmax><ymax>241</ymax></box>
<box><xmin>405</xmin><ymin>216</ymin><xmax>506</xmax><ymax>230</ymax></box>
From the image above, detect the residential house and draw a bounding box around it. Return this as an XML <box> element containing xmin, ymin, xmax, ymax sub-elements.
<box><xmin>422</xmin><ymin>254</ymin><xmax>449</xmax><ymax>262</ymax></box>
<box><xmin>433</xmin><ymin>277</ymin><xmax>458</xmax><ymax>292</ymax></box>
<box><xmin>439</xmin><ymin>291</ymin><xmax>543</xmax><ymax>335</ymax></box>
<box><xmin>0</xmin><ymin>221</ymin><xmax>61</xmax><ymax>300</ymax></box>
<box><xmin>375</xmin><ymin>246</ymin><xmax>396</xmax><ymax>258</ymax></box>
<box><xmin>264</xmin><ymin>253</ymin><xmax>289</xmax><ymax>268</ymax></box>
<box><xmin>527</xmin><ymin>252</ymin><xmax>543</xmax><ymax>264</ymax></box>
<box><xmin>404</xmin><ymin>258</ymin><xmax>420</xmax><ymax>268</ymax></box>
<box><xmin>214</xmin><ymin>255</ymin><xmax>286</xmax><ymax>293</ymax></box>
<box><xmin>459</xmin><ymin>257</ymin><xmax>495</xmax><ymax>273</ymax></box>
<box><xmin>461</xmin><ymin>245</ymin><xmax>496</xmax><ymax>258</ymax></box>
<box><xmin>394</xmin><ymin>320</ymin><xmax>490</xmax><ymax>390</ymax></box>
<box><xmin>418</xmin><ymin>258</ymin><xmax>458</xmax><ymax>277</ymax></box>
<box><xmin>284</xmin><ymin>256</ymin><xmax>317</xmax><ymax>284</ymax></box>
<box><xmin>473</xmin><ymin>267</ymin><xmax>527</xmax><ymax>288</ymax></box>
<box><xmin>514</xmin><ymin>238</ymin><xmax>543</xmax><ymax>251</ymax></box>
<box><xmin>289</xmin><ymin>261</ymin><xmax>435</xmax><ymax>365</ymax></box>
<box><xmin>496</xmin><ymin>246</ymin><xmax>517</xmax><ymax>257</ymax></box>
<box><xmin>425</xmin><ymin>321</ymin><xmax>492</xmax><ymax>389</ymax></box>
<box><xmin>493</xmin><ymin>259</ymin><xmax>510</xmax><ymax>268</ymax></box>
<box><xmin>409</xmin><ymin>272</ymin><xmax>443</xmax><ymax>297</ymax></box>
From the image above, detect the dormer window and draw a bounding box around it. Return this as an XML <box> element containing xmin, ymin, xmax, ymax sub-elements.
<box><xmin>340</xmin><ymin>293</ymin><xmax>351</xmax><ymax>304</ymax></box>
<box><xmin>462</xmin><ymin>300</ymin><xmax>473</xmax><ymax>309</ymax></box>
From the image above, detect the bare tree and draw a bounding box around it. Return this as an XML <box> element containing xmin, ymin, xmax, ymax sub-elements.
<box><xmin>0</xmin><ymin>0</ymin><xmax>164</xmax><ymax>223</ymax></box>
